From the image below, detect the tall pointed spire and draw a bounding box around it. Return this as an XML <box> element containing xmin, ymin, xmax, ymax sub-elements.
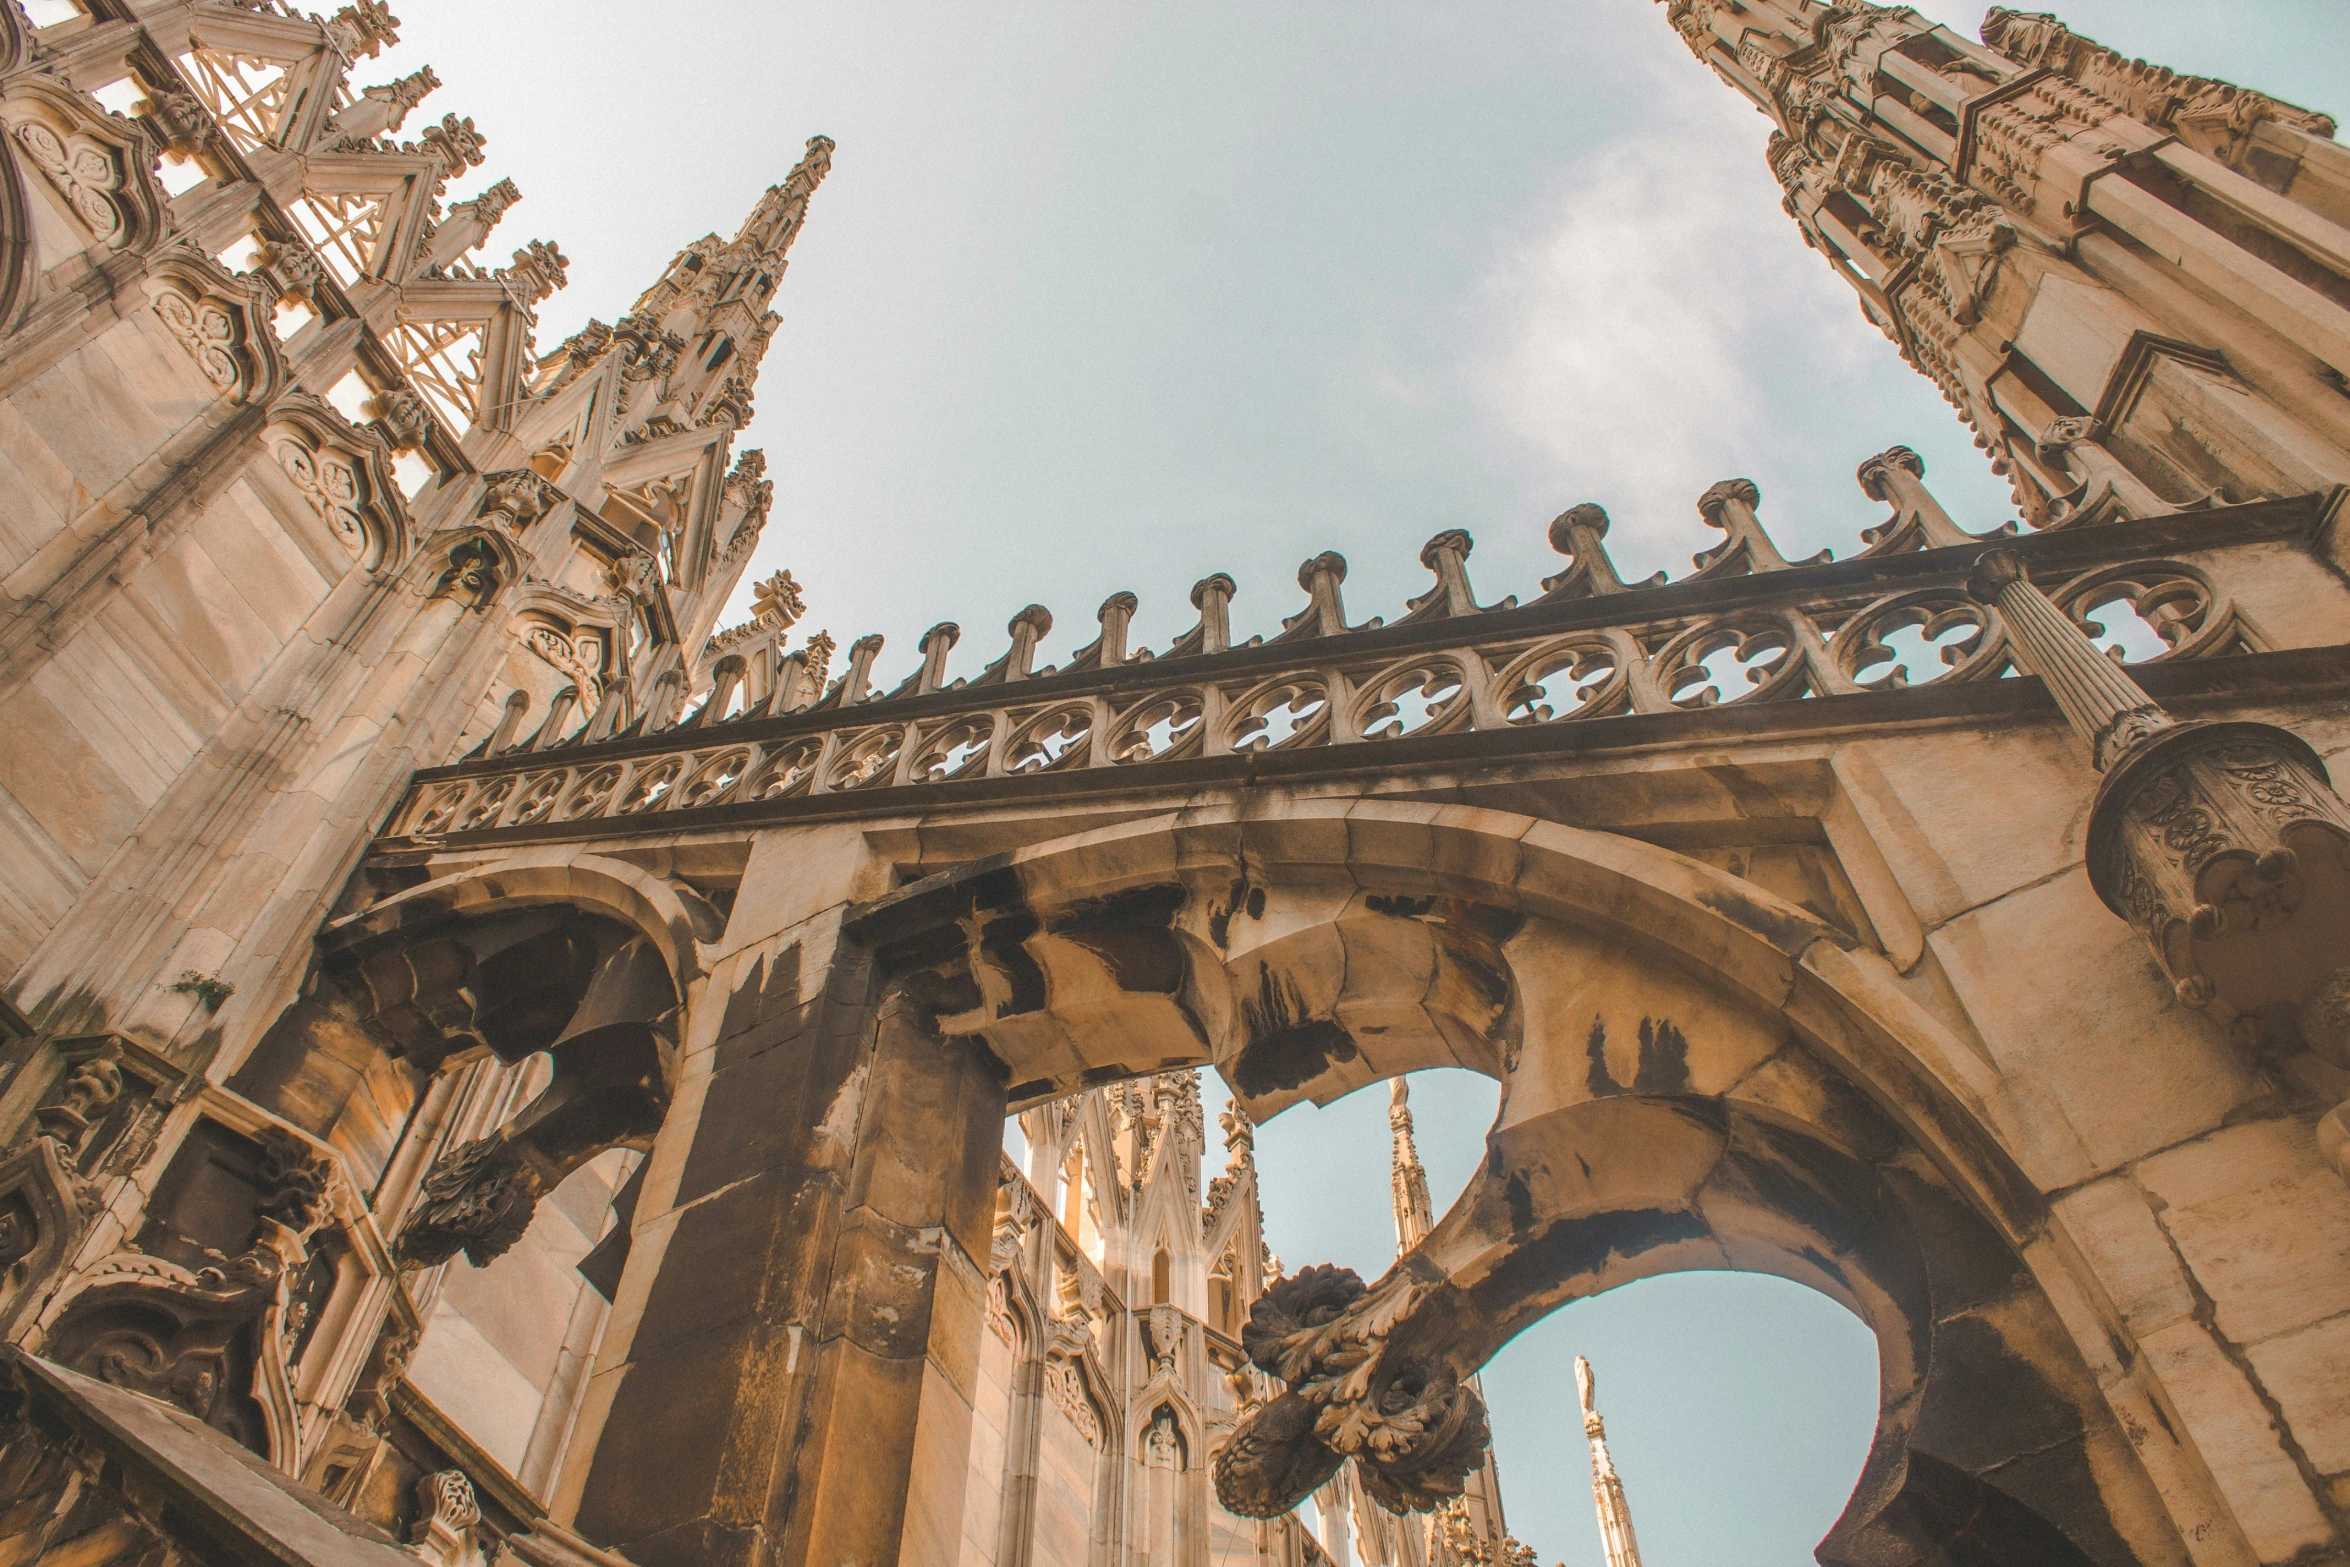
<box><xmin>1389</xmin><ymin>1076</ymin><xmax>1434</xmax><ymax>1250</ymax></box>
<box><xmin>1577</xmin><ymin>1356</ymin><xmax>1645</xmax><ymax>1567</ymax></box>
<box><xmin>1655</xmin><ymin>2</ymin><xmax>2348</xmax><ymax>530</ymax></box>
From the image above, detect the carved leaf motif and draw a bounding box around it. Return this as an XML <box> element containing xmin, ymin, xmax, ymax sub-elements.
<box><xmin>1043</xmin><ymin>1356</ymin><xmax>1101</xmax><ymax>1445</ymax></box>
<box><xmin>151</xmin><ymin>290</ymin><xmax>246</xmax><ymax>395</ymax></box>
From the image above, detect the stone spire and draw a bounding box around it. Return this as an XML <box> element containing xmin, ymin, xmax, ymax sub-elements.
<box><xmin>1655</xmin><ymin>2</ymin><xmax>2349</xmax><ymax>530</ymax></box>
<box><xmin>1577</xmin><ymin>1357</ymin><xmax>1644</xmax><ymax>1567</ymax></box>
<box><xmin>1389</xmin><ymin>1076</ymin><xmax>1434</xmax><ymax>1250</ymax></box>
<box><xmin>585</xmin><ymin>133</ymin><xmax>836</xmax><ymax>444</ymax></box>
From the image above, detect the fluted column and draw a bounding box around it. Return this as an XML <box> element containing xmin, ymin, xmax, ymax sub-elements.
<box><xmin>1972</xmin><ymin>550</ymin><xmax>2350</xmax><ymax>1184</ymax></box>
<box><xmin>1965</xmin><ymin>548</ymin><xmax>2174</xmax><ymax>770</ymax></box>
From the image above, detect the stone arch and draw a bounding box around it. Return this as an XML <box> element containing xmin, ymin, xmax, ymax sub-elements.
<box><xmin>1128</xmin><ymin>1383</ymin><xmax>1202</xmax><ymax>1466</ymax></box>
<box><xmin>327</xmin><ymin>850</ymin><xmax>715</xmax><ymax>992</ymax></box>
<box><xmin>0</xmin><ymin>121</ymin><xmax>34</xmax><ymax>338</ymax></box>
<box><xmin>850</xmin><ymin>803</ymin><xmax>2184</xmax><ymax>1567</ymax></box>
<box><xmin>0</xmin><ymin>77</ymin><xmax>173</xmax><ymax>261</ymax></box>
<box><xmin>232</xmin><ymin>853</ymin><xmax>713</xmax><ymax>1274</ymax></box>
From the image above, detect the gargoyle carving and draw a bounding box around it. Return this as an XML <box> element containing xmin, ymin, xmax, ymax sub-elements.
<box><xmin>395</xmin><ymin>1136</ymin><xmax>543</xmax><ymax>1268</ymax></box>
<box><xmin>1212</xmin><ymin>1262</ymin><xmax>1489</xmax><ymax>1518</ymax></box>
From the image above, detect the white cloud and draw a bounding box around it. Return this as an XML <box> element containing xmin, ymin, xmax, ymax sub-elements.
<box><xmin>1473</xmin><ymin>61</ymin><xmax>1887</xmax><ymax>572</ymax></box>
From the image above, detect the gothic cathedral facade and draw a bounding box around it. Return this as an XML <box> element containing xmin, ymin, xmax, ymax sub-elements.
<box><xmin>0</xmin><ymin>3</ymin><xmax>2343</xmax><ymax>1566</ymax></box>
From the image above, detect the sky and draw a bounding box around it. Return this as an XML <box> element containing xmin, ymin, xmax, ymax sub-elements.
<box><xmin>365</xmin><ymin>4</ymin><xmax>2342</xmax><ymax>1562</ymax></box>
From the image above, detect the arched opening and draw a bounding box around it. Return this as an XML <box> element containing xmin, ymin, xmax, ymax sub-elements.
<box><xmin>406</xmin><ymin>1144</ymin><xmax>642</xmax><ymax>1495</ymax></box>
<box><xmin>1484</xmin><ymin>1273</ymin><xmax>1877</xmax><ymax>1564</ymax></box>
<box><xmin>1236</xmin><ymin>1067</ymin><xmax>1878</xmax><ymax>1563</ymax></box>
<box><xmin>1209</xmin><ymin>1265</ymin><xmax>1237</xmax><ymax>1337</ymax></box>
<box><xmin>1151</xmin><ymin>1247</ymin><xmax>1171</xmax><ymax>1305</ymax></box>
<box><xmin>865</xmin><ymin>805</ymin><xmax>2177</xmax><ymax>1567</ymax></box>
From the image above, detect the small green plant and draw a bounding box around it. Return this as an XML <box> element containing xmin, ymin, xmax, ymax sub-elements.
<box><xmin>171</xmin><ymin>971</ymin><xmax>234</xmax><ymax>1012</ymax></box>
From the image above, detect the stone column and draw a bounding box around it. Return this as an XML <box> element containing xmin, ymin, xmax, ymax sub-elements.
<box><xmin>1965</xmin><ymin>548</ymin><xmax>2174</xmax><ymax>770</ymax></box>
<box><xmin>1970</xmin><ymin>548</ymin><xmax>2350</xmax><ymax>1179</ymax></box>
<box><xmin>567</xmin><ymin>937</ymin><xmax>1008</xmax><ymax>1567</ymax></box>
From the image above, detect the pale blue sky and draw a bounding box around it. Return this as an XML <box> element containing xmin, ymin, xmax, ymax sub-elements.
<box><xmin>373</xmin><ymin>5</ymin><xmax>2341</xmax><ymax>1560</ymax></box>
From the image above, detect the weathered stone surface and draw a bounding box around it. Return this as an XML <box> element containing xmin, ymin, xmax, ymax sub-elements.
<box><xmin>3</xmin><ymin>6</ymin><xmax>2350</xmax><ymax>1567</ymax></box>
<box><xmin>2136</xmin><ymin>1118</ymin><xmax>2350</xmax><ymax>1347</ymax></box>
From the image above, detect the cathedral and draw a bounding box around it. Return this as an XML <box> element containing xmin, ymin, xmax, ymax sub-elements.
<box><xmin>0</xmin><ymin>1</ymin><xmax>2344</xmax><ymax>1565</ymax></box>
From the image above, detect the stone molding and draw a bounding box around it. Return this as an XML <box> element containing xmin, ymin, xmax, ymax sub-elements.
<box><xmin>380</xmin><ymin>496</ymin><xmax>2307</xmax><ymax>849</ymax></box>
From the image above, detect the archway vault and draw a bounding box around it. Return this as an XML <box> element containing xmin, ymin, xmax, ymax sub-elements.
<box><xmin>356</xmin><ymin>797</ymin><xmax>2203</xmax><ymax>1567</ymax></box>
<box><xmin>830</xmin><ymin>800</ymin><xmax>2188</xmax><ymax>1567</ymax></box>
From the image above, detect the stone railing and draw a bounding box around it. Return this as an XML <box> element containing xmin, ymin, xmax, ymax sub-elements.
<box><xmin>380</xmin><ymin>473</ymin><xmax>2326</xmax><ymax>849</ymax></box>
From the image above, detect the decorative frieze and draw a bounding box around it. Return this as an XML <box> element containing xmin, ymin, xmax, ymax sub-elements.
<box><xmin>385</xmin><ymin>497</ymin><xmax>2267</xmax><ymax>845</ymax></box>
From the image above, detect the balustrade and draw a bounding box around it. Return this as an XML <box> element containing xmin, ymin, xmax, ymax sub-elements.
<box><xmin>389</xmin><ymin>463</ymin><xmax>2314</xmax><ymax>845</ymax></box>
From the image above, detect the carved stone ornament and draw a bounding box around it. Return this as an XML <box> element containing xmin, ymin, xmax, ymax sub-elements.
<box><xmin>0</xmin><ymin>81</ymin><xmax>166</xmax><ymax>251</ymax></box>
<box><xmin>2088</xmin><ymin>721</ymin><xmax>2350</xmax><ymax>1037</ymax></box>
<box><xmin>0</xmin><ymin>1138</ymin><xmax>86</xmax><ymax>1338</ymax></box>
<box><xmin>476</xmin><ymin>467</ymin><xmax>557</xmax><ymax>535</ymax></box>
<box><xmin>410</xmin><ymin>1467</ymin><xmax>483</xmax><ymax>1559</ymax></box>
<box><xmin>1042</xmin><ymin>1354</ymin><xmax>1102</xmax><ymax>1447</ymax></box>
<box><xmin>38</xmin><ymin>1194</ymin><xmax>320</xmax><ymax>1462</ymax></box>
<box><xmin>135</xmin><ymin>89</ymin><xmax>214</xmax><ymax>156</ymax></box>
<box><xmin>394</xmin><ymin>1135</ymin><xmax>544</xmax><ymax>1267</ymax></box>
<box><xmin>265</xmin><ymin>395</ymin><xmax>410</xmax><ymax>568</ymax></box>
<box><xmin>1213</xmin><ymin>1262</ymin><xmax>1489</xmax><ymax>1518</ymax></box>
<box><xmin>365</xmin><ymin>387</ymin><xmax>433</xmax><ymax>451</ymax></box>
<box><xmin>430</xmin><ymin>536</ymin><xmax>507</xmax><ymax>611</ymax></box>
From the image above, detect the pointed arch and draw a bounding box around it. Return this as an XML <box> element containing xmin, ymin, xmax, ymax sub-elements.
<box><xmin>0</xmin><ymin>77</ymin><xmax>173</xmax><ymax>259</ymax></box>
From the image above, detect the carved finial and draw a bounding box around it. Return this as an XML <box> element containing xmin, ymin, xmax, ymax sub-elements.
<box><xmin>409</xmin><ymin>112</ymin><xmax>485</xmax><ymax>171</ymax></box>
<box><xmin>1169</xmin><ymin>573</ymin><xmax>1237</xmax><ymax>657</ymax></box>
<box><xmin>692</xmin><ymin>655</ymin><xmax>747</xmax><ymax>729</ymax></box>
<box><xmin>487</xmin><ymin>688</ymin><xmax>530</xmax><ymax>754</ymax></box>
<box><xmin>839</xmin><ymin>633</ymin><xmax>884</xmax><ymax>705</ymax></box>
<box><xmin>1856</xmin><ymin>445</ymin><xmax>1982</xmax><ymax>552</ymax></box>
<box><xmin>1575</xmin><ymin>1353</ymin><xmax>1646</xmax><ymax>1567</ymax></box>
<box><xmin>1277</xmin><ymin>551</ymin><xmax>1376</xmax><ymax>641</ymax></box>
<box><xmin>1690</xmin><ymin>478</ymin><xmax>1827</xmax><ymax>578</ymax></box>
<box><xmin>1084</xmin><ymin>590</ymin><xmax>1138</xmax><ymax>669</ymax></box>
<box><xmin>1388</xmin><ymin>1076</ymin><xmax>1433</xmax><ymax>1250</ymax></box>
<box><xmin>751</xmin><ymin>569</ymin><xmax>805</xmax><ymax>627</ymax></box>
<box><xmin>498</xmin><ymin>238</ymin><xmax>569</xmax><ymax>303</ymax></box>
<box><xmin>915</xmin><ymin>622</ymin><xmax>961</xmax><ymax>695</ymax></box>
<box><xmin>977</xmin><ymin>605</ymin><xmax>1055</xmax><ymax>685</ymax></box>
<box><xmin>327</xmin><ymin>0</ymin><xmax>401</xmax><ymax>59</ymax></box>
<box><xmin>527</xmin><ymin>685</ymin><xmax>579</xmax><ymax>751</ymax></box>
<box><xmin>1219</xmin><ymin>1101</ymin><xmax>1256</xmax><ymax>1163</ymax></box>
<box><xmin>1404</xmin><ymin>529</ymin><xmax>1514</xmax><ymax>621</ymax></box>
<box><xmin>801</xmin><ymin>630</ymin><xmax>836</xmax><ymax>692</ymax></box>
<box><xmin>1543</xmin><ymin>502</ymin><xmax>1664</xmax><ymax>599</ymax></box>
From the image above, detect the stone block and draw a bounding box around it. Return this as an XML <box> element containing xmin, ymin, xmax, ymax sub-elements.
<box><xmin>1838</xmin><ymin>730</ymin><xmax>2092</xmax><ymax>929</ymax></box>
<box><xmin>2139</xmin><ymin>1319</ymin><xmax>2332</xmax><ymax>1561</ymax></box>
<box><xmin>1927</xmin><ymin>866</ymin><xmax>2258</xmax><ymax>1173</ymax></box>
<box><xmin>2243</xmin><ymin>1311</ymin><xmax>2350</xmax><ymax>1477</ymax></box>
<box><xmin>2054</xmin><ymin>1175</ymin><xmax>2197</xmax><ymax>1340</ymax></box>
<box><xmin>2137</xmin><ymin>1117</ymin><xmax>2350</xmax><ymax>1347</ymax></box>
